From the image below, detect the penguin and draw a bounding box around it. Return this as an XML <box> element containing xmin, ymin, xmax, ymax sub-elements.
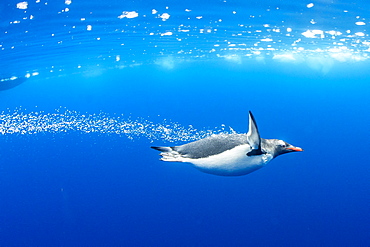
<box><xmin>151</xmin><ymin>111</ymin><xmax>303</xmax><ymax>176</ymax></box>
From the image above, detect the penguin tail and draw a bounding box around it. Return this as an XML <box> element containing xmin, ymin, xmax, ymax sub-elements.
<box><xmin>151</xmin><ymin>146</ymin><xmax>173</xmax><ymax>152</ymax></box>
<box><xmin>151</xmin><ymin>146</ymin><xmax>183</xmax><ymax>162</ymax></box>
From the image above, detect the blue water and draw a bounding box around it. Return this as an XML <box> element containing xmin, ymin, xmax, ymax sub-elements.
<box><xmin>1</xmin><ymin>0</ymin><xmax>369</xmax><ymax>246</ymax></box>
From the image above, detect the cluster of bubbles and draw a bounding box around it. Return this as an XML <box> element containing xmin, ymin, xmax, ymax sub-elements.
<box><xmin>0</xmin><ymin>108</ymin><xmax>233</xmax><ymax>143</ymax></box>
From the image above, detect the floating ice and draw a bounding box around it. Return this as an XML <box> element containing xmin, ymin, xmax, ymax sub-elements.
<box><xmin>160</xmin><ymin>32</ymin><xmax>173</xmax><ymax>36</ymax></box>
<box><xmin>355</xmin><ymin>21</ymin><xmax>366</xmax><ymax>26</ymax></box>
<box><xmin>159</xmin><ymin>13</ymin><xmax>170</xmax><ymax>21</ymax></box>
<box><xmin>326</xmin><ymin>30</ymin><xmax>342</xmax><ymax>36</ymax></box>
<box><xmin>16</xmin><ymin>2</ymin><xmax>28</xmax><ymax>9</ymax></box>
<box><xmin>261</xmin><ymin>38</ymin><xmax>273</xmax><ymax>42</ymax></box>
<box><xmin>302</xmin><ymin>29</ymin><xmax>325</xmax><ymax>38</ymax></box>
<box><xmin>355</xmin><ymin>32</ymin><xmax>365</xmax><ymax>36</ymax></box>
<box><xmin>118</xmin><ymin>11</ymin><xmax>139</xmax><ymax>19</ymax></box>
<box><xmin>3</xmin><ymin>0</ymin><xmax>370</xmax><ymax>79</ymax></box>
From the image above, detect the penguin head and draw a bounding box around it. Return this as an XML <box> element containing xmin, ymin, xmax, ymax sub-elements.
<box><xmin>265</xmin><ymin>139</ymin><xmax>303</xmax><ymax>158</ymax></box>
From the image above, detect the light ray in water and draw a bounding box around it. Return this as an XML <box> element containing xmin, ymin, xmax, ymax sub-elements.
<box><xmin>0</xmin><ymin>108</ymin><xmax>233</xmax><ymax>143</ymax></box>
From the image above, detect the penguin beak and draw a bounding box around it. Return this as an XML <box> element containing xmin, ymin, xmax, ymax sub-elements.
<box><xmin>286</xmin><ymin>147</ymin><xmax>303</xmax><ymax>152</ymax></box>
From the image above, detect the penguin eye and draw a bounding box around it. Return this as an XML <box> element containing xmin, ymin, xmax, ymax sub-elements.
<box><xmin>278</xmin><ymin>140</ymin><xmax>286</xmax><ymax>147</ymax></box>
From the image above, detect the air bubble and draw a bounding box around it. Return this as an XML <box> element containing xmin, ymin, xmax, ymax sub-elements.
<box><xmin>0</xmin><ymin>108</ymin><xmax>233</xmax><ymax>143</ymax></box>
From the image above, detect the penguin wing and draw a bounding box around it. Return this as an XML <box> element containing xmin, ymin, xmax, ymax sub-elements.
<box><xmin>174</xmin><ymin>134</ymin><xmax>249</xmax><ymax>159</ymax></box>
<box><xmin>246</xmin><ymin>111</ymin><xmax>265</xmax><ymax>156</ymax></box>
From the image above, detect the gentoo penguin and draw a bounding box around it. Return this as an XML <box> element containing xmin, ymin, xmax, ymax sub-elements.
<box><xmin>151</xmin><ymin>111</ymin><xmax>303</xmax><ymax>176</ymax></box>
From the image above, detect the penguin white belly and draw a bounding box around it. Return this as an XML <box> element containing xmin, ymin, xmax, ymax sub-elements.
<box><xmin>182</xmin><ymin>144</ymin><xmax>274</xmax><ymax>176</ymax></box>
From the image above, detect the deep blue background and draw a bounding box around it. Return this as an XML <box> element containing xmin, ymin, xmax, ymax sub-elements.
<box><xmin>0</xmin><ymin>61</ymin><xmax>369</xmax><ymax>246</ymax></box>
<box><xmin>1</xmin><ymin>0</ymin><xmax>370</xmax><ymax>245</ymax></box>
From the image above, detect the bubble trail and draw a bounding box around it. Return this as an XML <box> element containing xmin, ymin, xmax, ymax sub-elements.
<box><xmin>0</xmin><ymin>108</ymin><xmax>234</xmax><ymax>143</ymax></box>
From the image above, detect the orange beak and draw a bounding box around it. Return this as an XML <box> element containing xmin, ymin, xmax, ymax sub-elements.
<box><xmin>286</xmin><ymin>147</ymin><xmax>303</xmax><ymax>152</ymax></box>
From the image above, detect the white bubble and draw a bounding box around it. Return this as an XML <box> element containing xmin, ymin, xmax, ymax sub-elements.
<box><xmin>0</xmin><ymin>109</ymin><xmax>233</xmax><ymax>143</ymax></box>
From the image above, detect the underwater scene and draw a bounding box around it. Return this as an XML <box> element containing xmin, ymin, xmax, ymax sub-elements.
<box><xmin>0</xmin><ymin>0</ymin><xmax>369</xmax><ymax>246</ymax></box>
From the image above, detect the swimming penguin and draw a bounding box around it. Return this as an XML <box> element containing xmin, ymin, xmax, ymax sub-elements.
<box><xmin>151</xmin><ymin>111</ymin><xmax>303</xmax><ymax>176</ymax></box>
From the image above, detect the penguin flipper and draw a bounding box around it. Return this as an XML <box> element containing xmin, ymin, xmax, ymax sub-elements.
<box><xmin>246</xmin><ymin>111</ymin><xmax>264</xmax><ymax>156</ymax></box>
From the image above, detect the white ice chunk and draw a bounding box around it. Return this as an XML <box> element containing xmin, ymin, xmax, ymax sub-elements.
<box><xmin>118</xmin><ymin>11</ymin><xmax>139</xmax><ymax>19</ymax></box>
<box><xmin>159</xmin><ymin>13</ymin><xmax>170</xmax><ymax>21</ymax></box>
<box><xmin>160</xmin><ymin>31</ymin><xmax>173</xmax><ymax>36</ymax></box>
<box><xmin>355</xmin><ymin>21</ymin><xmax>366</xmax><ymax>26</ymax></box>
<box><xmin>302</xmin><ymin>29</ymin><xmax>324</xmax><ymax>38</ymax></box>
<box><xmin>355</xmin><ymin>32</ymin><xmax>365</xmax><ymax>36</ymax></box>
<box><xmin>17</xmin><ymin>2</ymin><xmax>28</xmax><ymax>9</ymax></box>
